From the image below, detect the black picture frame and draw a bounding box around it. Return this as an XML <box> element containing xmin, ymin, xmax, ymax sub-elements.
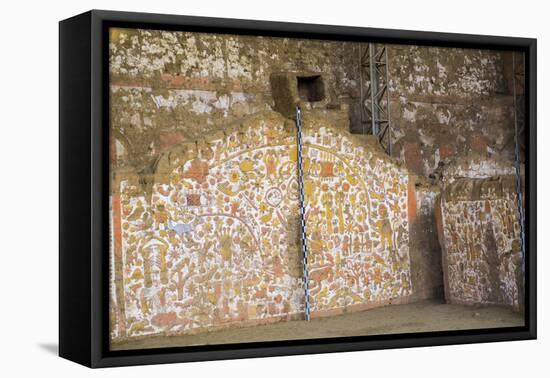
<box><xmin>59</xmin><ymin>9</ymin><xmax>537</xmax><ymax>368</ymax></box>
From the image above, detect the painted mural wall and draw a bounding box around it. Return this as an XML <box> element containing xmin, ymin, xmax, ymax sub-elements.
<box><xmin>437</xmin><ymin>174</ymin><xmax>523</xmax><ymax>310</ymax></box>
<box><xmin>109</xmin><ymin>110</ymin><xmax>412</xmax><ymax>344</ymax></box>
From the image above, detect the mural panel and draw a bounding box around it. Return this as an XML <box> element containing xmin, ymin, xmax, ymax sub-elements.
<box><xmin>438</xmin><ymin>176</ymin><xmax>523</xmax><ymax>309</ymax></box>
<box><xmin>109</xmin><ymin>111</ymin><xmax>412</xmax><ymax>343</ymax></box>
<box><xmin>302</xmin><ymin>126</ymin><xmax>411</xmax><ymax>315</ymax></box>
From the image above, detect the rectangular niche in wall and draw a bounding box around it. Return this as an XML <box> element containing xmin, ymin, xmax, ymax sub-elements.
<box><xmin>297</xmin><ymin>75</ymin><xmax>325</xmax><ymax>102</ymax></box>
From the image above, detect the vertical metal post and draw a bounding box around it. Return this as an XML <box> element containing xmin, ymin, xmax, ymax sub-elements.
<box><xmin>512</xmin><ymin>53</ymin><xmax>526</xmax><ymax>278</ymax></box>
<box><xmin>369</xmin><ymin>43</ymin><xmax>379</xmax><ymax>135</ymax></box>
<box><xmin>357</xmin><ymin>43</ymin><xmax>366</xmax><ymax>134</ymax></box>
<box><xmin>358</xmin><ymin>43</ymin><xmax>391</xmax><ymax>154</ymax></box>
<box><xmin>295</xmin><ymin>107</ymin><xmax>311</xmax><ymax>321</ymax></box>
<box><xmin>385</xmin><ymin>46</ymin><xmax>392</xmax><ymax>156</ymax></box>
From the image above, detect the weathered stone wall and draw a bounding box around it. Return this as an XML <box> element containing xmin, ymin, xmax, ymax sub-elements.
<box><xmin>387</xmin><ymin>46</ymin><xmax>520</xmax><ymax>177</ymax></box>
<box><xmin>109</xmin><ymin>28</ymin><xmax>358</xmax><ymax>173</ymax></box>
<box><xmin>109</xmin><ymin>28</ymin><xmax>521</xmax><ymax>180</ymax></box>
<box><xmin>109</xmin><ymin>111</ymin><xmax>412</xmax><ymax>343</ymax></box>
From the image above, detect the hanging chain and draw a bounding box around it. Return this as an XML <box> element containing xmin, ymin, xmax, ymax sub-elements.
<box><xmin>296</xmin><ymin>106</ymin><xmax>311</xmax><ymax>321</ymax></box>
<box><xmin>512</xmin><ymin>52</ymin><xmax>526</xmax><ymax>278</ymax></box>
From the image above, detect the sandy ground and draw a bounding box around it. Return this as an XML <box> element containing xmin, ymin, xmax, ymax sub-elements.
<box><xmin>111</xmin><ymin>300</ymin><xmax>524</xmax><ymax>351</ymax></box>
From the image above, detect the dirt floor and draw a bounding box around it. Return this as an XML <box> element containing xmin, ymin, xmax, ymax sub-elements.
<box><xmin>111</xmin><ymin>300</ymin><xmax>524</xmax><ymax>351</ymax></box>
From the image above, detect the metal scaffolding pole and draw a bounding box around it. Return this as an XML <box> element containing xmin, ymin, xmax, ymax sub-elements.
<box><xmin>359</xmin><ymin>43</ymin><xmax>392</xmax><ymax>155</ymax></box>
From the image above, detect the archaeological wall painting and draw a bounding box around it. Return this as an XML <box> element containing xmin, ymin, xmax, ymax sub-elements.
<box><xmin>436</xmin><ymin>158</ymin><xmax>523</xmax><ymax>310</ymax></box>
<box><xmin>108</xmin><ymin>27</ymin><xmax>526</xmax><ymax>350</ymax></box>
<box><xmin>110</xmin><ymin>110</ymin><xmax>412</xmax><ymax>342</ymax></box>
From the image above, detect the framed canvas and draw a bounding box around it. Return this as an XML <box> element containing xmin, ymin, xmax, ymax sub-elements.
<box><xmin>59</xmin><ymin>10</ymin><xmax>537</xmax><ymax>368</ymax></box>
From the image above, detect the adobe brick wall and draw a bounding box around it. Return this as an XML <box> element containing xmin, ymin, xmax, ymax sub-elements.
<box><xmin>109</xmin><ymin>28</ymin><xmax>522</xmax><ymax>180</ymax></box>
<box><xmin>386</xmin><ymin>47</ymin><xmax>522</xmax><ymax>177</ymax></box>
